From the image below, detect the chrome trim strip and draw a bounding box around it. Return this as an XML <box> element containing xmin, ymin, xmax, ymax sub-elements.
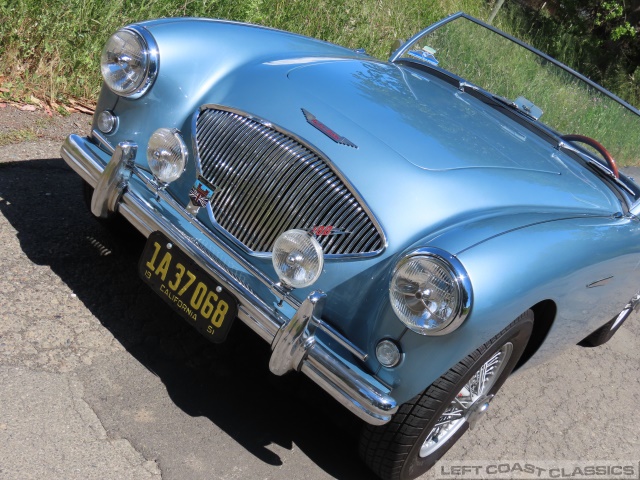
<box><xmin>611</xmin><ymin>293</ymin><xmax>640</xmax><ymax>330</ymax></box>
<box><xmin>586</xmin><ymin>276</ymin><xmax>614</xmax><ymax>288</ymax></box>
<box><xmin>91</xmin><ymin>129</ymin><xmax>116</xmax><ymax>154</ymax></box>
<box><xmin>558</xmin><ymin>141</ymin><xmax>635</xmax><ymax>196</ymax></box>
<box><xmin>60</xmin><ymin>134</ymin><xmax>397</xmax><ymax>425</ymax></box>
<box><xmin>317</xmin><ymin>320</ymin><xmax>368</xmax><ymax>361</ymax></box>
<box><xmin>191</xmin><ymin>105</ymin><xmax>387</xmax><ymax>258</ymax></box>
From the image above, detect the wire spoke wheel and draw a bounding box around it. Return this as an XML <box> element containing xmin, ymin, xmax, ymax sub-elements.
<box><xmin>419</xmin><ymin>342</ymin><xmax>513</xmax><ymax>457</ymax></box>
<box><xmin>359</xmin><ymin>310</ymin><xmax>533</xmax><ymax>480</ymax></box>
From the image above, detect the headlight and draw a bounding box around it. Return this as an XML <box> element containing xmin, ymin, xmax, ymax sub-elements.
<box><xmin>101</xmin><ymin>26</ymin><xmax>158</xmax><ymax>98</ymax></box>
<box><xmin>272</xmin><ymin>229</ymin><xmax>324</xmax><ymax>289</ymax></box>
<box><xmin>147</xmin><ymin>128</ymin><xmax>188</xmax><ymax>184</ymax></box>
<box><xmin>390</xmin><ymin>248</ymin><xmax>472</xmax><ymax>336</ymax></box>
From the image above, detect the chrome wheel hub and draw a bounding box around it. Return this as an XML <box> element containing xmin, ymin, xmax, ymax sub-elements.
<box><xmin>419</xmin><ymin>342</ymin><xmax>513</xmax><ymax>458</ymax></box>
<box><xmin>466</xmin><ymin>393</ymin><xmax>494</xmax><ymax>429</ymax></box>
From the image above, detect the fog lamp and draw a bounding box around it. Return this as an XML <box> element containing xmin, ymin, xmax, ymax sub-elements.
<box><xmin>272</xmin><ymin>229</ymin><xmax>324</xmax><ymax>289</ymax></box>
<box><xmin>376</xmin><ymin>339</ymin><xmax>402</xmax><ymax>368</ymax></box>
<box><xmin>146</xmin><ymin>128</ymin><xmax>187</xmax><ymax>184</ymax></box>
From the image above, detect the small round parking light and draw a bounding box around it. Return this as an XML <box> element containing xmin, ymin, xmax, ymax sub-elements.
<box><xmin>97</xmin><ymin>110</ymin><xmax>117</xmax><ymax>134</ymax></box>
<box><xmin>376</xmin><ymin>339</ymin><xmax>402</xmax><ymax>368</ymax></box>
<box><xmin>146</xmin><ymin>128</ymin><xmax>188</xmax><ymax>184</ymax></box>
<box><xmin>272</xmin><ymin>229</ymin><xmax>324</xmax><ymax>289</ymax></box>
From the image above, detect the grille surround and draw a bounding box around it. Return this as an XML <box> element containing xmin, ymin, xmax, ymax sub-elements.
<box><xmin>191</xmin><ymin>105</ymin><xmax>385</xmax><ymax>257</ymax></box>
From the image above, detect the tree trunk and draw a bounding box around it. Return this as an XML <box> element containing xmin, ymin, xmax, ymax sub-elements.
<box><xmin>488</xmin><ymin>0</ymin><xmax>507</xmax><ymax>24</ymax></box>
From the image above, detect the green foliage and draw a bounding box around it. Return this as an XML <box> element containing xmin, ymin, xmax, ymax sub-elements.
<box><xmin>0</xmin><ymin>0</ymin><xmax>489</xmax><ymax>101</ymax></box>
<box><xmin>1</xmin><ymin>0</ymin><xmax>639</xmax><ymax>164</ymax></box>
<box><xmin>501</xmin><ymin>0</ymin><xmax>640</xmax><ymax>109</ymax></box>
<box><xmin>593</xmin><ymin>1</ymin><xmax>636</xmax><ymax>41</ymax></box>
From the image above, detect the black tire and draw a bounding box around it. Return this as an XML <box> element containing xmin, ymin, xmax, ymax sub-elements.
<box><xmin>578</xmin><ymin>317</ymin><xmax>618</xmax><ymax>347</ymax></box>
<box><xmin>578</xmin><ymin>301</ymin><xmax>635</xmax><ymax>347</ymax></box>
<box><xmin>359</xmin><ymin>310</ymin><xmax>534</xmax><ymax>480</ymax></box>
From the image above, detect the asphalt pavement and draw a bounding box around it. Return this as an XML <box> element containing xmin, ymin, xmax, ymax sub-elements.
<box><xmin>0</xmin><ymin>110</ymin><xmax>639</xmax><ymax>480</ymax></box>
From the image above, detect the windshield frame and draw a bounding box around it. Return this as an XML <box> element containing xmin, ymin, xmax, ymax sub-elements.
<box><xmin>390</xmin><ymin>12</ymin><xmax>640</xmax><ymax>119</ymax></box>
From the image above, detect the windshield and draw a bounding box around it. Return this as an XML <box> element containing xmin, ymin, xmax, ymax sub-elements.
<box><xmin>392</xmin><ymin>13</ymin><xmax>640</xmax><ymax>167</ymax></box>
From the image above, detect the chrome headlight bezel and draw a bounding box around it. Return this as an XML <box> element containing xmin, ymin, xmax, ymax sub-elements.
<box><xmin>100</xmin><ymin>25</ymin><xmax>159</xmax><ymax>99</ymax></box>
<box><xmin>389</xmin><ymin>247</ymin><xmax>472</xmax><ymax>336</ymax></box>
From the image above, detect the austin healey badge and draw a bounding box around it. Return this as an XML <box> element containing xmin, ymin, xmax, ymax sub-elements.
<box><xmin>187</xmin><ymin>175</ymin><xmax>219</xmax><ymax>214</ymax></box>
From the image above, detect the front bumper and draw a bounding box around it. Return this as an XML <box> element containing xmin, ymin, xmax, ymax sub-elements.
<box><xmin>61</xmin><ymin>134</ymin><xmax>398</xmax><ymax>425</ymax></box>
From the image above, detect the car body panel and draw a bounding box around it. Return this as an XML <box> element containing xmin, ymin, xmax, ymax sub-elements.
<box><xmin>64</xmin><ymin>13</ymin><xmax>640</xmax><ymax>425</ymax></box>
<box><xmin>100</xmin><ymin>20</ymin><xmax>624</xmax><ymax>261</ymax></box>
<box><xmin>385</xmin><ymin>213</ymin><xmax>640</xmax><ymax>402</ymax></box>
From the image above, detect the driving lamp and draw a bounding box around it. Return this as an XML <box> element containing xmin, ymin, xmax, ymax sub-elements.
<box><xmin>146</xmin><ymin>128</ymin><xmax>188</xmax><ymax>184</ymax></box>
<box><xmin>390</xmin><ymin>248</ymin><xmax>472</xmax><ymax>336</ymax></box>
<box><xmin>272</xmin><ymin>229</ymin><xmax>324</xmax><ymax>289</ymax></box>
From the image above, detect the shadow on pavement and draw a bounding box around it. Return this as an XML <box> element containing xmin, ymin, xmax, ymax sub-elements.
<box><xmin>0</xmin><ymin>157</ymin><xmax>376</xmax><ymax>479</ymax></box>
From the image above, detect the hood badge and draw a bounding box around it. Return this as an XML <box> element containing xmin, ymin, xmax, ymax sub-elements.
<box><xmin>308</xmin><ymin>225</ymin><xmax>351</xmax><ymax>237</ymax></box>
<box><xmin>186</xmin><ymin>175</ymin><xmax>220</xmax><ymax>215</ymax></box>
<box><xmin>302</xmin><ymin>109</ymin><xmax>357</xmax><ymax>149</ymax></box>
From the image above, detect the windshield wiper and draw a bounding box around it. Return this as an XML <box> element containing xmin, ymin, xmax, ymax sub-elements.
<box><xmin>455</xmin><ymin>83</ymin><xmax>533</xmax><ymax>117</ymax></box>
<box><xmin>490</xmin><ymin>94</ymin><xmax>518</xmax><ymax>110</ymax></box>
<box><xmin>397</xmin><ymin>58</ymin><xmax>541</xmax><ymax>121</ymax></box>
<box><xmin>395</xmin><ymin>57</ymin><xmax>469</xmax><ymax>90</ymax></box>
<box><xmin>489</xmin><ymin>95</ymin><xmax>543</xmax><ymax>120</ymax></box>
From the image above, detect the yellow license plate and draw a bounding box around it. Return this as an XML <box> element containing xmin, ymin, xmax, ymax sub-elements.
<box><xmin>139</xmin><ymin>232</ymin><xmax>237</xmax><ymax>343</ymax></box>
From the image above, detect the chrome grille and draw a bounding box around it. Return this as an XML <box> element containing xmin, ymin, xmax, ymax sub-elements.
<box><xmin>194</xmin><ymin>108</ymin><xmax>384</xmax><ymax>255</ymax></box>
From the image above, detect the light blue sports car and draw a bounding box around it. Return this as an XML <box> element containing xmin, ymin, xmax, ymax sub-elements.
<box><xmin>61</xmin><ymin>12</ymin><xmax>640</xmax><ymax>480</ymax></box>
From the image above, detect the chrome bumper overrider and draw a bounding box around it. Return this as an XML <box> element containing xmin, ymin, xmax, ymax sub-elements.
<box><xmin>61</xmin><ymin>134</ymin><xmax>398</xmax><ymax>425</ymax></box>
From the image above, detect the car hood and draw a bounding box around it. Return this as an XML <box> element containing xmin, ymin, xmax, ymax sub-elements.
<box><xmin>119</xmin><ymin>21</ymin><xmax>622</xmax><ymax>254</ymax></box>
<box><xmin>278</xmin><ymin>59</ymin><xmax>622</xmax><ymax>248</ymax></box>
<box><xmin>289</xmin><ymin>59</ymin><xmax>562</xmax><ymax>173</ymax></box>
<box><xmin>202</xmin><ymin>56</ymin><xmax>622</xmax><ymax>253</ymax></box>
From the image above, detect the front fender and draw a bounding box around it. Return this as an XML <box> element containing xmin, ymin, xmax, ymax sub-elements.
<box><xmin>380</xmin><ymin>213</ymin><xmax>640</xmax><ymax>405</ymax></box>
<box><xmin>96</xmin><ymin>18</ymin><xmax>362</xmax><ymax>161</ymax></box>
